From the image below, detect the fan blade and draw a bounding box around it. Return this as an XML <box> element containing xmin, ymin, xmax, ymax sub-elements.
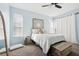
<box><xmin>55</xmin><ymin>4</ymin><xmax>62</xmax><ymax>8</ymax></box>
<box><xmin>42</xmin><ymin>5</ymin><xmax>49</xmax><ymax>7</ymax></box>
<box><xmin>51</xmin><ymin>3</ymin><xmax>58</xmax><ymax>5</ymax></box>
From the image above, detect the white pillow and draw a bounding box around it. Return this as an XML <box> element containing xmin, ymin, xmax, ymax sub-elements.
<box><xmin>32</xmin><ymin>29</ymin><xmax>44</xmax><ymax>34</ymax></box>
<box><xmin>39</xmin><ymin>28</ymin><xmax>44</xmax><ymax>34</ymax></box>
<box><xmin>32</xmin><ymin>29</ymin><xmax>39</xmax><ymax>34</ymax></box>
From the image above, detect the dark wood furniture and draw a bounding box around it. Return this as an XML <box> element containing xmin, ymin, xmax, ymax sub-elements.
<box><xmin>24</xmin><ymin>36</ymin><xmax>35</xmax><ymax>45</ymax></box>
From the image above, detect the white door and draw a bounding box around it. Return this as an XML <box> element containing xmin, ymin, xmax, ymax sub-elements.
<box><xmin>76</xmin><ymin>13</ymin><xmax>79</xmax><ymax>43</ymax></box>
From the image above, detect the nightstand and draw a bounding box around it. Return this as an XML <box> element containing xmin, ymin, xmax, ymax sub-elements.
<box><xmin>24</xmin><ymin>36</ymin><xmax>35</xmax><ymax>45</ymax></box>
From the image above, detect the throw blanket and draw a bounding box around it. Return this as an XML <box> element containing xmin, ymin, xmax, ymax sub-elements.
<box><xmin>31</xmin><ymin>34</ymin><xmax>65</xmax><ymax>54</ymax></box>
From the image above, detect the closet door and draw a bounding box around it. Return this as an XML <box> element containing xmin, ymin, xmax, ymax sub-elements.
<box><xmin>54</xmin><ymin>18</ymin><xmax>62</xmax><ymax>33</ymax></box>
<box><xmin>65</xmin><ymin>16</ymin><xmax>71</xmax><ymax>42</ymax></box>
<box><xmin>61</xmin><ymin>16</ymin><xmax>72</xmax><ymax>42</ymax></box>
<box><xmin>61</xmin><ymin>17</ymin><xmax>68</xmax><ymax>40</ymax></box>
<box><xmin>76</xmin><ymin>13</ymin><xmax>79</xmax><ymax>43</ymax></box>
<box><xmin>55</xmin><ymin>16</ymin><xmax>72</xmax><ymax>42</ymax></box>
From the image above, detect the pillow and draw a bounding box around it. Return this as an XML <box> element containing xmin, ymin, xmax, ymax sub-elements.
<box><xmin>38</xmin><ymin>28</ymin><xmax>44</xmax><ymax>34</ymax></box>
<box><xmin>32</xmin><ymin>29</ymin><xmax>39</xmax><ymax>34</ymax></box>
<box><xmin>32</xmin><ymin>28</ymin><xmax>44</xmax><ymax>34</ymax></box>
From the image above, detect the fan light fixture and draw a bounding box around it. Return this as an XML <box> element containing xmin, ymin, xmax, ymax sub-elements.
<box><xmin>42</xmin><ymin>3</ymin><xmax>62</xmax><ymax>9</ymax></box>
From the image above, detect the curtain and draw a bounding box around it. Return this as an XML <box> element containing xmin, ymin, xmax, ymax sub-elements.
<box><xmin>54</xmin><ymin>14</ymin><xmax>77</xmax><ymax>43</ymax></box>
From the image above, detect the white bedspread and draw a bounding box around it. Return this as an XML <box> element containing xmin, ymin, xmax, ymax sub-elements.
<box><xmin>31</xmin><ymin>34</ymin><xmax>65</xmax><ymax>54</ymax></box>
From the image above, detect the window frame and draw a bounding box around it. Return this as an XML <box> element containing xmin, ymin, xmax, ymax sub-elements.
<box><xmin>13</xmin><ymin>13</ymin><xmax>24</xmax><ymax>37</ymax></box>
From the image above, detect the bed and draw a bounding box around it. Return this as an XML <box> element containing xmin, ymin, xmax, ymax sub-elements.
<box><xmin>31</xmin><ymin>33</ymin><xmax>65</xmax><ymax>54</ymax></box>
<box><xmin>31</xmin><ymin>18</ymin><xmax>65</xmax><ymax>54</ymax></box>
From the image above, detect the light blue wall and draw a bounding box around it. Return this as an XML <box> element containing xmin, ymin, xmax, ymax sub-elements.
<box><xmin>10</xmin><ymin>37</ymin><xmax>24</xmax><ymax>46</ymax></box>
<box><xmin>0</xmin><ymin>4</ymin><xmax>10</xmax><ymax>49</ymax></box>
<box><xmin>0</xmin><ymin>40</ymin><xmax>5</xmax><ymax>48</ymax></box>
<box><xmin>10</xmin><ymin>6</ymin><xmax>52</xmax><ymax>46</ymax></box>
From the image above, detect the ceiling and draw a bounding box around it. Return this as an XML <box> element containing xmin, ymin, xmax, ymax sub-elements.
<box><xmin>10</xmin><ymin>3</ymin><xmax>79</xmax><ymax>17</ymax></box>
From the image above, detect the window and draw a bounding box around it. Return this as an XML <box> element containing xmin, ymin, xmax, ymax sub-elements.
<box><xmin>0</xmin><ymin>16</ymin><xmax>4</xmax><ymax>39</ymax></box>
<box><xmin>13</xmin><ymin>13</ymin><xmax>23</xmax><ymax>37</ymax></box>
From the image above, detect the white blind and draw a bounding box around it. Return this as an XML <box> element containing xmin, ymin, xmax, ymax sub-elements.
<box><xmin>13</xmin><ymin>13</ymin><xmax>23</xmax><ymax>37</ymax></box>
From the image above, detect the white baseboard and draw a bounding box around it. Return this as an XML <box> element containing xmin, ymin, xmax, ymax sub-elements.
<box><xmin>10</xmin><ymin>44</ymin><xmax>24</xmax><ymax>50</ymax></box>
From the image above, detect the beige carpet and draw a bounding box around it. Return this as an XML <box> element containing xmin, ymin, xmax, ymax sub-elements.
<box><xmin>0</xmin><ymin>45</ymin><xmax>45</xmax><ymax>56</ymax></box>
<box><xmin>0</xmin><ymin>44</ymin><xmax>79</xmax><ymax>56</ymax></box>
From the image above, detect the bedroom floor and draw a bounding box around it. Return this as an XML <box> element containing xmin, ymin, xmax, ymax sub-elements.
<box><xmin>0</xmin><ymin>44</ymin><xmax>79</xmax><ymax>56</ymax></box>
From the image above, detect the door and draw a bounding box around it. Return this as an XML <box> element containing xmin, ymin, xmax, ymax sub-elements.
<box><xmin>75</xmin><ymin>13</ymin><xmax>79</xmax><ymax>43</ymax></box>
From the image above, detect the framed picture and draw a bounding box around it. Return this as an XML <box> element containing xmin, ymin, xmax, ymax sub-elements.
<box><xmin>32</xmin><ymin>18</ymin><xmax>44</xmax><ymax>29</ymax></box>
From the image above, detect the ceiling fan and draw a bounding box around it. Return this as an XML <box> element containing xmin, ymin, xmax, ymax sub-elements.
<box><xmin>42</xmin><ymin>3</ymin><xmax>62</xmax><ymax>9</ymax></box>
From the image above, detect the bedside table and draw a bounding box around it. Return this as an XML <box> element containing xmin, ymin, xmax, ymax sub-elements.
<box><xmin>24</xmin><ymin>36</ymin><xmax>35</xmax><ymax>45</ymax></box>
